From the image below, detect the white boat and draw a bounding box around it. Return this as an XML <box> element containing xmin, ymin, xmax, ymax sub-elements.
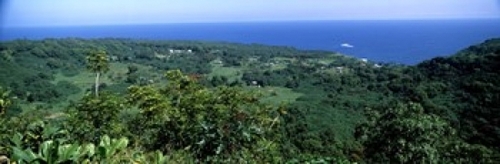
<box><xmin>341</xmin><ymin>43</ymin><xmax>354</xmax><ymax>48</ymax></box>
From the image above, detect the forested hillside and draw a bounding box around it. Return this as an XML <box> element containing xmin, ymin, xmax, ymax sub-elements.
<box><xmin>0</xmin><ymin>38</ymin><xmax>499</xmax><ymax>163</ymax></box>
<box><xmin>417</xmin><ymin>38</ymin><xmax>500</xmax><ymax>152</ymax></box>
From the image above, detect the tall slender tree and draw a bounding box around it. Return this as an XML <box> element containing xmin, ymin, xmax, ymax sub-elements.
<box><xmin>86</xmin><ymin>50</ymin><xmax>109</xmax><ymax>97</ymax></box>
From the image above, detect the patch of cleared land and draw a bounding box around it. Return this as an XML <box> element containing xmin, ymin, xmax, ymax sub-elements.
<box><xmin>247</xmin><ymin>86</ymin><xmax>303</xmax><ymax>105</ymax></box>
<box><xmin>208</xmin><ymin>60</ymin><xmax>243</xmax><ymax>82</ymax></box>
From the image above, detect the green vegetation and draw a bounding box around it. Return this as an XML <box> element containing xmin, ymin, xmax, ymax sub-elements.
<box><xmin>0</xmin><ymin>87</ymin><xmax>11</xmax><ymax>115</ymax></box>
<box><xmin>252</xmin><ymin>86</ymin><xmax>303</xmax><ymax>105</ymax></box>
<box><xmin>356</xmin><ymin>103</ymin><xmax>494</xmax><ymax>163</ymax></box>
<box><xmin>1</xmin><ymin>38</ymin><xmax>499</xmax><ymax>163</ymax></box>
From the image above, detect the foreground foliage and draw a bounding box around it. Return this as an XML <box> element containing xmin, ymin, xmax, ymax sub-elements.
<box><xmin>11</xmin><ymin>132</ymin><xmax>173</xmax><ymax>163</ymax></box>
<box><xmin>1</xmin><ymin>70</ymin><xmax>288</xmax><ymax>163</ymax></box>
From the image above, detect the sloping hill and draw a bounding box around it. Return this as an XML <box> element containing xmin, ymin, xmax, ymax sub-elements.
<box><xmin>417</xmin><ymin>38</ymin><xmax>500</xmax><ymax>151</ymax></box>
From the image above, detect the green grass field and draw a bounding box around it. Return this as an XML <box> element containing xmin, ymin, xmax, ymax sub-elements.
<box><xmin>246</xmin><ymin>86</ymin><xmax>303</xmax><ymax>105</ymax></box>
<box><xmin>208</xmin><ymin>62</ymin><xmax>243</xmax><ymax>82</ymax></box>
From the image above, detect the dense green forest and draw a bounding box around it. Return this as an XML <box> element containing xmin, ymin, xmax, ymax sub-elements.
<box><xmin>0</xmin><ymin>38</ymin><xmax>499</xmax><ymax>163</ymax></box>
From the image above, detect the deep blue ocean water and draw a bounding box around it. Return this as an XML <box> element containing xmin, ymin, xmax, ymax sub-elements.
<box><xmin>2</xmin><ymin>20</ymin><xmax>500</xmax><ymax>65</ymax></box>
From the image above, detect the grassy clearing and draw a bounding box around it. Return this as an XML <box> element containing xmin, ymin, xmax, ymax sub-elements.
<box><xmin>272</xmin><ymin>57</ymin><xmax>297</xmax><ymax>63</ymax></box>
<box><xmin>208</xmin><ymin>62</ymin><xmax>243</xmax><ymax>82</ymax></box>
<box><xmin>316</xmin><ymin>58</ymin><xmax>337</xmax><ymax>65</ymax></box>
<box><xmin>268</xmin><ymin>62</ymin><xmax>288</xmax><ymax>71</ymax></box>
<box><xmin>246</xmin><ymin>86</ymin><xmax>303</xmax><ymax>105</ymax></box>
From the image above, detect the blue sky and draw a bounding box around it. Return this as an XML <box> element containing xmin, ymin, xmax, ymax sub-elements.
<box><xmin>2</xmin><ymin>0</ymin><xmax>500</xmax><ymax>27</ymax></box>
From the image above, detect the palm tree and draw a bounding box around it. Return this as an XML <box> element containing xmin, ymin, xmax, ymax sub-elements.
<box><xmin>86</xmin><ymin>50</ymin><xmax>109</xmax><ymax>97</ymax></box>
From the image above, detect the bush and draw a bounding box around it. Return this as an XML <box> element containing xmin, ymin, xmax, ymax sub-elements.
<box><xmin>127</xmin><ymin>70</ymin><xmax>285</xmax><ymax>162</ymax></box>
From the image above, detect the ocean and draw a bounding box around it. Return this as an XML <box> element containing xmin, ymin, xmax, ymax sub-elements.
<box><xmin>1</xmin><ymin>19</ymin><xmax>500</xmax><ymax>65</ymax></box>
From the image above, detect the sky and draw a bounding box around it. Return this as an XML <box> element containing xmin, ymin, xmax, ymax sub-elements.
<box><xmin>1</xmin><ymin>0</ymin><xmax>500</xmax><ymax>27</ymax></box>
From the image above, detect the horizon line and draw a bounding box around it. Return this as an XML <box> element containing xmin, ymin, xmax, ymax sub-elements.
<box><xmin>3</xmin><ymin>17</ymin><xmax>500</xmax><ymax>28</ymax></box>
